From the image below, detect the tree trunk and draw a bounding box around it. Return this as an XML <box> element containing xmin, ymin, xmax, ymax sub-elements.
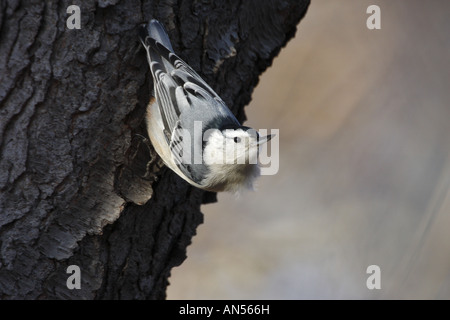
<box><xmin>0</xmin><ymin>0</ymin><xmax>309</xmax><ymax>299</ymax></box>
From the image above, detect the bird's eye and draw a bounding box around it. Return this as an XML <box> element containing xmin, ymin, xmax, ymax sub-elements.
<box><xmin>234</xmin><ymin>137</ymin><xmax>241</xmax><ymax>143</ymax></box>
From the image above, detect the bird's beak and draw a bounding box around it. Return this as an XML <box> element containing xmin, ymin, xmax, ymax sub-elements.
<box><xmin>257</xmin><ymin>134</ymin><xmax>275</xmax><ymax>146</ymax></box>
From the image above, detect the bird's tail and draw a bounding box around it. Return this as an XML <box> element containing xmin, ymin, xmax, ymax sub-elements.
<box><xmin>138</xmin><ymin>19</ymin><xmax>174</xmax><ymax>53</ymax></box>
<box><xmin>139</xmin><ymin>19</ymin><xmax>175</xmax><ymax>77</ymax></box>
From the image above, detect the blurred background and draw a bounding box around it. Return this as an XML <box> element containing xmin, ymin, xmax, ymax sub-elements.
<box><xmin>168</xmin><ymin>0</ymin><xmax>450</xmax><ymax>299</ymax></box>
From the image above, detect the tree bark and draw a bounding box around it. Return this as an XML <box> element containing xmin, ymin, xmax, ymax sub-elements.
<box><xmin>0</xmin><ymin>0</ymin><xmax>309</xmax><ymax>299</ymax></box>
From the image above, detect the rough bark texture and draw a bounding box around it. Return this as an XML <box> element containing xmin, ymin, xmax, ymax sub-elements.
<box><xmin>0</xmin><ymin>0</ymin><xmax>309</xmax><ymax>299</ymax></box>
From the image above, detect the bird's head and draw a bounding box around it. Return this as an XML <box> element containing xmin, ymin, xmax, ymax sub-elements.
<box><xmin>200</xmin><ymin>125</ymin><xmax>274</xmax><ymax>192</ymax></box>
<box><xmin>203</xmin><ymin>126</ymin><xmax>274</xmax><ymax>166</ymax></box>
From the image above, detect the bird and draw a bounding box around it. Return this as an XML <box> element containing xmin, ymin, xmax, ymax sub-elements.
<box><xmin>138</xmin><ymin>19</ymin><xmax>274</xmax><ymax>192</ymax></box>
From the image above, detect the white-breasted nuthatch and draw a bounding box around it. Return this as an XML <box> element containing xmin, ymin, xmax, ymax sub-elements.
<box><xmin>139</xmin><ymin>19</ymin><xmax>274</xmax><ymax>192</ymax></box>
